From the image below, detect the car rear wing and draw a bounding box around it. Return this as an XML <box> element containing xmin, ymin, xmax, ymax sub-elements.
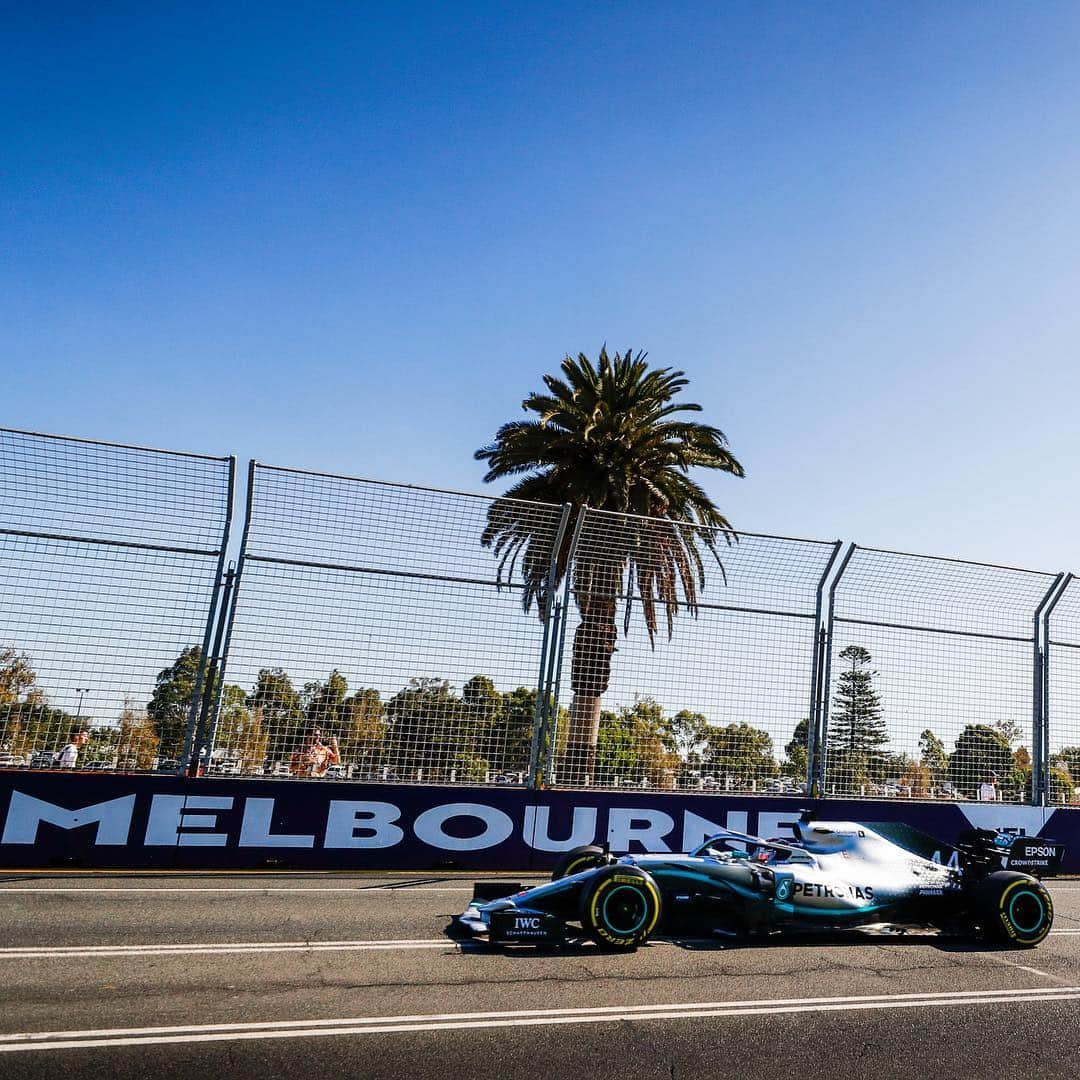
<box><xmin>1003</xmin><ymin>837</ymin><xmax>1066</xmax><ymax>876</ymax></box>
<box><xmin>957</xmin><ymin>829</ymin><xmax>1066</xmax><ymax>877</ymax></box>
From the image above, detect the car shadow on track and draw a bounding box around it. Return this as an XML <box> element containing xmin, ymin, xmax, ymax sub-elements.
<box><xmin>443</xmin><ymin>919</ymin><xmax>1024</xmax><ymax>957</ymax></box>
<box><xmin>666</xmin><ymin>930</ymin><xmax>1019</xmax><ymax>956</ymax></box>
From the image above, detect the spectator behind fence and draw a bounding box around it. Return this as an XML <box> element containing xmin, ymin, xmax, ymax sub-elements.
<box><xmin>978</xmin><ymin>771</ymin><xmax>999</xmax><ymax>802</ymax></box>
<box><xmin>289</xmin><ymin>728</ymin><xmax>340</xmax><ymax>778</ymax></box>
<box><xmin>56</xmin><ymin>729</ymin><xmax>90</xmax><ymax>768</ymax></box>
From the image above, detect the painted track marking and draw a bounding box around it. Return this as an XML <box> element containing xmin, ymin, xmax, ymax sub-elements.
<box><xmin>0</xmin><ymin>886</ymin><xmax>477</xmax><ymax>893</ymax></box>
<box><xmin>0</xmin><ymin>938</ymin><xmax>452</xmax><ymax>959</ymax></box>
<box><xmin>2</xmin><ymin>986</ymin><xmax>1080</xmax><ymax>1053</ymax></box>
<box><xmin>0</xmin><ymin>929</ymin><xmax>1075</xmax><ymax>959</ymax></box>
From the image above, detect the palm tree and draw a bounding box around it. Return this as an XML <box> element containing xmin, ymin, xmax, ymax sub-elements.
<box><xmin>475</xmin><ymin>348</ymin><xmax>744</xmax><ymax>785</ymax></box>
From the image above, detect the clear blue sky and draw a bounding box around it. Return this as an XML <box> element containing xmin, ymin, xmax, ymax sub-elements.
<box><xmin>5</xmin><ymin>3</ymin><xmax>1080</xmax><ymax>572</ymax></box>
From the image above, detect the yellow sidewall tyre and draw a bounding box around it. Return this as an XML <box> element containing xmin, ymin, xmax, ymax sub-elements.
<box><xmin>976</xmin><ymin>871</ymin><xmax>1054</xmax><ymax>948</ymax></box>
<box><xmin>578</xmin><ymin>865</ymin><xmax>662</xmax><ymax>951</ymax></box>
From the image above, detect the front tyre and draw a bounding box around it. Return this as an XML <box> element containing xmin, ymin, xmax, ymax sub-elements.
<box><xmin>578</xmin><ymin>865</ymin><xmax>662</xmax><ymax>951</ymax></box>
<box><xmin>551</xmin><ymin>845</ymin><xmax>608</xmax><ymax>881</ymax></box>
<box><xmin>975</xmin><ymin>871</ymin><xmax>1054</xmax><ymax>948</ymax></box>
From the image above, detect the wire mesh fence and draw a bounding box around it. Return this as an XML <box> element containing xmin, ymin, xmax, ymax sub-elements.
<box><xmin>3</xmin><ymin>427</ymin><xmax>1080</xmax><ymax>804</ymax></box>
<box><xmin>821</xmin><ymin>546</ymin><xmax>1060</xmax><ymax>804</ymax></box>
<box><xmin>205</xmin><ymin>464</ymin><xmax>569</xmax><ymax>783</ymax></box>
<box><xmin>543</xmin><ymin>507</ymin><xmax>840</xmax><ymax>793</ymax></box>
<box><xmin>0</xmin><ymin>428</ymin><xmax>233</xmax><ymax>774</ymax></box>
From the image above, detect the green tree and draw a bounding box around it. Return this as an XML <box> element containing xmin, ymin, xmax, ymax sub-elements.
<box><xmin>919</xmin><ymin>729</ymin><xmax>949</xmax><ymax>786</ymax></box>
<box><xmin>215</xmin><ymin>685</ymin><xmax>269</xmax><ymax>773</ymax></box>
<box><xmin>476</xmin><ymin>348</ymin><xmax>744</xmax><ymax>785</ymax></box>
<box><xmin>247</xmin><ymin>668</ymin><xmax>304</xmax><ymax>758</ymax></box>
<box><xmin>384</xmin><ymin>677</ymin><xmax>466</xmax><ymax>781</ymax></box>
<box><xmin>478</xmin><ymin>683</ymin><xmax>540</xmax><ymax>777</ymax></box>
<box><xmin>1052</xmin><ymin>746</ymin><xmax>1080</xmax><ymax>786</ymax></box>
<box><xmin>670</xmin><ymin>710</ymin><xmax>710</xmax><ymax>760</ymax></box>
<box><xmin>303</xmin><ymin>670</ymin><xmax>349</xmax><ymax>729</ymax></box>
<box><xmin>462</xmin><ymin>674</ymin><xmax>503</xmax><ymax>774</ymax></box>
<box><xmin>594</xmin><ymin>698</ymin><xmax>679</xmax><ymax>788</ymax></box>
<box><xmin>669</xmin><ymin>709</ymin><xmax>711</xmax><ymax>787</ymax></box>
<box><xmin>948</xmin><ymin>724</ymin><xmax>1013</xmax><ymax>798</ymax></box>
<box><xmin>828</xmin><ymin>645</ymin><xmax>888</xmax><ymax>791</ymax></box>
<box><xmin>783</xmin><ymin>719</ymin><xmax>809</xmax><ymax>781</ymax></box>
<box><xmin>703</xmin><ymin>722</ymin><xmax>778</xmax><ymax>786</ymax></box>
<box><xmin>146</xmin><ymin>646</ymin><xmax>208</xmax><ymax>759</ymax></box>
<box><xmin>993</xmin><ymin>718</ymin><xmax>1022</xmax><ymax>747</ymax></box>
<box><xmin>338</xmin><ymin>688</ymin><xmax>386</xmax><ymax>775</ymax></box>
<box><xmin>595</xmin><ymin>709</ymin><xmax>637</xmax><ymax>782</ymax></box>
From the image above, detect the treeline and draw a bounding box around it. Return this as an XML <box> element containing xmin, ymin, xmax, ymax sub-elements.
<box><xmin>2</xmin><ymin>643</ymin><xmax>1079</xmax><ymax>802</ymax></box>
<box><xmin>0</xmin><ymin>646</ymin><xmax>157</xmax><ymax>767</ymax></box>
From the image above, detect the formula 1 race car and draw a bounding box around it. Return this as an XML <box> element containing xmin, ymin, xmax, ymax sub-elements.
<box><xmin>455</xmin><ymin>813</ymin><xmax>1065</xmax><ymax>952</ymax></box>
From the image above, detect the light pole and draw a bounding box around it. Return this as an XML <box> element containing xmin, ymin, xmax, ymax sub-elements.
<box><xmin>74</xmin><ymin>688</ymin><xmax>89</xmax><ymax>725</ymax></box>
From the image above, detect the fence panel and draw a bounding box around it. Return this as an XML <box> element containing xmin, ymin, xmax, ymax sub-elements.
<box><xmin>1044</xmin><ymin>577</ymin><xmax>1080</xmax><ymax>805</ymax></box>
<box><xmin>7</xmin><ymin>425</ymin><xmax>1079</xmax><ymax>805</ymax></box>
<box><xmin>0</xmin><ymin>428</ymin><xmax>233</xmax><ymax>773</ymax></box>
<box><xmin>545</xmin><ymin>507</ymin><xmax>840</xmax><ymax>793</ymax></box>
<box><xmin>211</xmin><ymin>465</ymin><xmax>567</xmax><ymax>784</ymax></box>
<box><xmin>823</xmin><ymin>547</ymin><xmax>1057</xmax><ymax>803</ymax></box>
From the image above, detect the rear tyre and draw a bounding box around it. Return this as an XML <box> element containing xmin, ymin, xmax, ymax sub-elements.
<box><xmin>578</xmin><ymin>864</ymin><xmax>662</xmax><ymax>951</ymax></box>
<box><xmin>975</xmin><ymin>871</ymin><xmax>1054</xmax><ymax>948</ymax></box>
<box><xmin>551</xmin><ymin>844</ymin><xmax>608</xmax><ymax>881</ymax></box>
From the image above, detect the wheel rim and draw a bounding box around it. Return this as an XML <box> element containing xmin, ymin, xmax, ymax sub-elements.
<box><xmin>601</xmin><ymin>885</ymin><xmax>649</xmax><ymax>935</ymax></box>
<box><xmin>1008</xmin><ymin>890</ymin><xmax>1045</xmax><ymax>934</ymax></box>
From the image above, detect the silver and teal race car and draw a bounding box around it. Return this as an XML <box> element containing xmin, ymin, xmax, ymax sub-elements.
<box><xmin>455</xmin><ymin>811</ymin><xmax>1064</xmax><ymax>951</ymax></box>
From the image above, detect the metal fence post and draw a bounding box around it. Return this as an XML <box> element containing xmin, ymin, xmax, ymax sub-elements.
<box><xmin>527</xmin><ymin>504</ymin><xmax>572</xmax><ymax>788</ymax></box>
<box><xmin>196</xmin><ymin>561</ymin><xmax>237</xmax><ymax>772</ymax></box>
<box><xmin>198</xmin><ymin>460</ymin><xmax>256</xmax><ymax>775</ymax></box>
<box><xmin>805</xmin><ymin>541</ymin><xmax>843</xmax><ymax>795</ymax></box>
<box><xmin>1035</xmin><ymin>573</ymin><xmax>1072</xmax><ymax>806</ymax></box>
<box><xmin>180</xmin><ymin>455</ymin><xmax>236</xmax><ymax>775</ymax></box>
<box><xmin>814</xmin><ymin>543</ymin><xmax>857</xmax><ymax>796</ymax></box>
<box><xmin>539</xmin><ymin>508</ymin><xmax>587</xmax><ymax>789</ymax></box>
<box><xmin>535</xmin><ymin>596</ymin><xmax>563</xmax><ymax>775</ymax></box>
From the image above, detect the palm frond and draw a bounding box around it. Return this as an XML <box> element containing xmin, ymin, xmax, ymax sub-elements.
<box><xmin>476</xmin><ymin>347</ymin><xmax>744</xmax><ymax>635</ymax></box>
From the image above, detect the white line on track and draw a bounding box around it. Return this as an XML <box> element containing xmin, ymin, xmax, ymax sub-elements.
<box><xmin>2</xmin><ymin>986</ymin><xmax>1080</xmax><ymax>1053</ymax></box>
<box><xmin>0</xmin><ymin>884</ymin><xmax>1074</xmax><ymax>893</ymax></box>
<box><xmin>0</xmin><ymin>929</ymin><xmax>1076</xmax><ymax>960</ymax></box>
<box><xmin>0</xmin><ymin>886</ymin><xmax>477</xmax><ymax>893</ymax></box>
<box><xmin>0</xmin><ymin>938</ymin><xmax>452</xmax><ymax>959</ymax></box>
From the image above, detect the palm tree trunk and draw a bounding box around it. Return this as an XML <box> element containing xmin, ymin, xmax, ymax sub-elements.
<box><xmin>561</xmin><ymin>564</ymin><xmax>619</xmax><ymax>787</ymax></box>
<box><xmin>563</xmin><ymin>693</ymin><xmax>602</xmax><ymax>786</ymax></box>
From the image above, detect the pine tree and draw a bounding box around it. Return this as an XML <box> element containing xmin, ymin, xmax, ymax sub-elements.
<box><xmin>828</xmin><ymin>645</ymin><xmax>888</xmax><ymax>790</ymax></box>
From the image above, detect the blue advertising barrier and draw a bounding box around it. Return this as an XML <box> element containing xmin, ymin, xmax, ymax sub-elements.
<box><xmin>1</xmin><ymin>771</ymin><xmax>1078</xmax><ymax>872</ymax></box>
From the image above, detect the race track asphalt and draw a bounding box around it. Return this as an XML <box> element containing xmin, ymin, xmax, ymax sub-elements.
<box><xmin>0</xmin><ymin>871</ymin><xmax>1077</xmax><ymax>1079</ymax></box>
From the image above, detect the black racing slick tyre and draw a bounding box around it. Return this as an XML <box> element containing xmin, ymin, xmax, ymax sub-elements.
<box><xmin>975</xmin><ymin>871</ymin><xmax>1054</xmax><ymax>948</ymax></box>
<box><xmin>551</xmin><ymin>845</ymin><xmax>608</xmax><ymax>881</ymax></box>
<box><xmin>578</xmin><ymin>865</ymin><xmax>662</xmax><ymax>951</ymax></box>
